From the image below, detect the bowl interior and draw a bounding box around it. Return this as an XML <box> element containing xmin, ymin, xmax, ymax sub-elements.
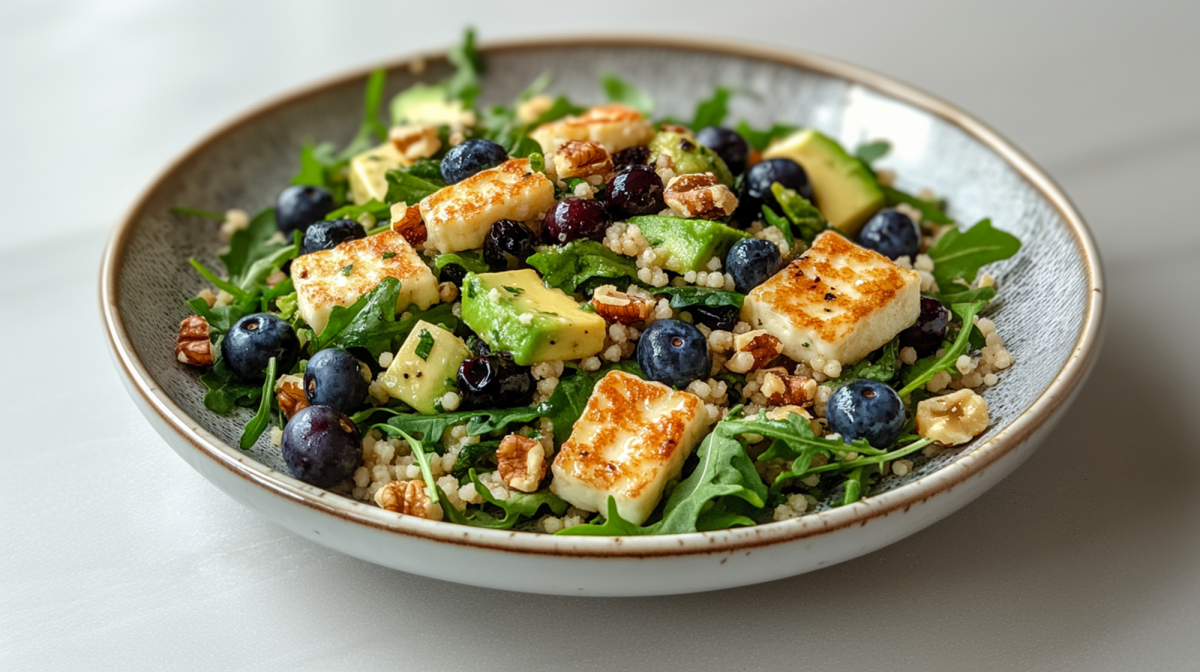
<box><xmin>112</xmin><ymin>41</ymin><xmax>1092</xmax><ymax>519</ymax></box>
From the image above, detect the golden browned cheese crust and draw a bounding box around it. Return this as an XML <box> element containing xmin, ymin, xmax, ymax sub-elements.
<box><xmin>418</xmin><ymin>158</ymin><xmax>555</xmax><ymax>253</ymax></box>
<box><xmin>530</xmin><ymin>103</ymin><xmax>654</xmax><ymax>155</ymax></box>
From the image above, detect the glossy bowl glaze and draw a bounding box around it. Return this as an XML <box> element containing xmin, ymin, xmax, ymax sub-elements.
<box><xmin>101</xmin><ymin>37</ymin><xmax>1103</xmax><ymax>596</ymax></box>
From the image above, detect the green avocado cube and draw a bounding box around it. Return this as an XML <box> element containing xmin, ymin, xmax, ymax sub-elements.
<box><xmin>763</xmin><ymin>129</ymin><xmax>884</xmax><ymax>236</ymax></box>
<box><xmin>461</xmin><ymin>269</ymin><xmax>606</xmax><ymax>366</ymax></box>
<box><xmin>628</xmin><ymin>215</ymin><xmax>751</xmax><ymax>273</ymax></box>
<box><xmin>379</xmin><ymin>320</ymin><xmax>470</xmax><ymax>415</ymax></box>
<box><xmin>649</xmin><ymin>131</ymin><xmax>735</xmax><ymax>187</ymax></box>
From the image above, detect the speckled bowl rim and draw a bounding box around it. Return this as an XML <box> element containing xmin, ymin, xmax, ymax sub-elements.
<box><xmin>100</xmin><ymin>35</ymin><xmax>1103</xmax><ymax>559</ymax></box>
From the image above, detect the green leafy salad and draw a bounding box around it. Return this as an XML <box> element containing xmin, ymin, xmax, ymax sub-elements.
<box><xmin>173</xmin><ymin>29</ymin><xmax>1022</xmax><ymax>535</ymax></box>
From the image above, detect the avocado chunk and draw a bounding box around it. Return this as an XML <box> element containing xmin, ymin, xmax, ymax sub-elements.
<box><xmin>762</xmin><ymin>129</ymin><xmax>884</xmax><ymax>236</ymax></box>
<box><xmin>348</xmin><ymin>142</ymin><xmax>405</xmax><ymax>205</ymax></box>
<box><xmin>379</xmin><ymin>320</ymin><xmax>470</xmax><ymax>415</ymax></box>
<box><xmin>390</xmin><ymin>82</ymin><xmax>476</xmax><ymax>127</ymax></box>
<box><xmin>461</xmin><ymin>269</ymin><xmax>606</xmax><ymax>365</ymax></box>
<box><xmin>650</xmin><ymin>131</ymin><xmax>735</xmax><ymax>187</ymax></box>
<box><xmin>629</xmin><ymin>215</ymin><xmax>751</xmax><ymax>273</ymax></box>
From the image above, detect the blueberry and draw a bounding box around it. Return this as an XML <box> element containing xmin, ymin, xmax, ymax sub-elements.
<box><xmin>544</xmin><ymin>197</ymin><xmax>610</xmax><ymax>244</ymax></box>
<box><xmin>726</xmin><ymin>238</ymin><xmax>783</xmax><ymax>293</ymax></box>
<box><xmin>606</xmin><ymin>165</ymin><xmax>665</xmax><ymax>218</ymax></box>
<box><xmin>612</xmin><ymin>145</ymin><xmax>651</xmax><ymax>171</ymax></box>
<box><xmin>826</xmin><ymin>379</ymin><xmax>906</xmax><ymax>448</ymax></box>
<box><xmin>696</xmin><ymin>126</ymin><xmax>749</xmax><ymax>175</ymax></box>
<box><xmin>440</xmin><ymin>139</ymin><xmax>509</xmax><ymax>185</ymax></box>
<box><xmin>899</xmin><ymin>296</ymin><xmax>950</xmax><ymax>357</ymax></box>
<box><xmin>221</xmin><ymin>313</ymin><xmax>300</xmax><ymax>383</ymax></box>
<box><xmin>281</xmin><ymin>405</ymin><xmax>362</xmax><ymax>487</ymax></box>
<box><xmin>457</xmin><ymin>352</ymin><xmax>532</xmax><ymax>410</ymax></box>
<box><xmin>483</xmin><ymin>219</ymin><xmax>537</xmax><ymax>271</ymax></box>
<box><xmin>636</xmin><ymin>319</ymin><xmax>711</xmax><ymax>389</ymax></box>
<box><xmin>688</xmin><ymin>304</ymin><xmax>740</xmax><ymax>332</ymax></box>
<box><xmin>302</xmin><ymin>218</ymin><xmax>366</xmax><ymax>255</ymax></box>
<box><xmin>276</xmin><ymin>185</ymin><xmax>336</xmax><ymax>237</ymax></box>
<box><xmin>303</xmin><ymin>348</ymin><xmax>369</xmax><ymax>414</ymax></box>
<box><xmin>735</xmin><ymin>158</ymin><xmax>813</xmax><ymax>224</ymax></box>
<box><xmin>857</xmin><ymin>209</ymin><xmax>920</xmax><ymax>260</ymax></box>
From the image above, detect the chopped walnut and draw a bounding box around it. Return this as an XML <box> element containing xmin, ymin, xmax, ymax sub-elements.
<box><xmin>590</xmin><ymin>284</ymin><xmax>655</xmax><ymax>324</ymax></box>
<box><xmin>760</xmin><ymin>371</ymin><xmax>818</xmax><ymax>407</ymax></box>
<box><xmin>374</xmin><ymin>480</ymin><xmax>445</xmax><ymax>521</ymax></box>
<box><xmin>726</xmin><ymin>329</ymin><xmax>783</xmax><ymax>373</ymax></box>
<box><xmin>658</xmin><ymin>123</ymin><xmax>692</xmax><ymax>135</ymax></box>
<box><xmin>496</xmin><ymin>434</ymin><xmax>546</xmax><ymax>493</ymax></box>
<box><xmin>275</xmin><ymin>374</ymin><xmax>308</xmax><ymax>420</ymax></box>
<box><xmin>389</xmin><ymin>202</ymin><xmax>427</xmax><ymax>246</ymax></box>
<box><xmin>174</xmin><ymin>315</ymin><xmax>214</xmax><ymax>366</ymax></box>
<box><xmin>554</xmin><ymin>140</ymin><xmax>613</xmax><ymax>179</ymax></box>
<box><xmin>663</xmin><ymin>173</ymin><xmax>739</xmax><ymax>219</ymax></box>
<box><xmin>388</xmin><ymin>124</ymin><xmax>441</xmax><ymax>162</ymax></box>
<box><xmin>916</xmin><ymin>389</ymin><xmax>990</xmax><ymax>446</ymax></box>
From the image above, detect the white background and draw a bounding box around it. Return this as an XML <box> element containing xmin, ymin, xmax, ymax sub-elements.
<box><xmin>3</xmin><ymin>1</ymin><xmax>1200</xmax><ymax>669</ymax></box>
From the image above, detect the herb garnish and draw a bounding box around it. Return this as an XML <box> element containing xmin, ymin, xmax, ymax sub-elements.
<box><xmin>527</xmin><ymin>240</ymin><xmax>642</xmax><ymax>294</ymax></box>
<box><xmin>414</xmin><ymin>329</ymin><xmax>435</xmax><ymax>361</ymax></box>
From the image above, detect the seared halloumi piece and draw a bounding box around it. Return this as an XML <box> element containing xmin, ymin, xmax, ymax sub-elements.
<box><xmin>348</xmin><ymin>142</ymin><xmax>405</xmax><ymax>205</ymax></box>
<box><xmin>418</xmin><ymin>158</ymin><xmax>554</xmax><ymax>254</ymax></box>
<box><xmin>530</xmin><ymin>104</ymin><xmax>654</xmax><ymax>156</ymax></box>
<box><xmin>550</xmin><ymin>371</ymin><xmax>709</xmax><ymax>525</ymax></box>
<box><xmin>741</xmin><ymin>231</ymin><xmax>921</xmax><ymax>366</ymax></box>
<box><xmin>292</xmin><ymin>231</ymin><xmax>438</xmax><ymax>334</ymax></box>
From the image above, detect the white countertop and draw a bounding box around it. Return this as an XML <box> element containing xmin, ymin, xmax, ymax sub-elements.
<box><xmin>3</xmin><ymin>1</ymin><xmax>1200</xmax><ymax>669</ymax></box>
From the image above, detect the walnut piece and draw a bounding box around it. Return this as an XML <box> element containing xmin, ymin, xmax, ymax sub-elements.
<box><xmin>916</xmin><ymin>389</ymin><xmax>990</xmax><ymax>445</ymax></box>
<box><xmin>664</xmin><ymin>173</ymin><xmax>739</xmax><ymax>219</ymax></box>
<box><xmin>658</xmin><ymin>123</ymin><xmax>692</xmax><ymax>135</ymax></box>
<box><xmin>374</xmin><ymin>480</ymin><xmax>445</xmax><ymax>521</ymax></box>
<box><xmin>275</xmin><ymin>374</ymin><xmax>309</xmax><ymax>420</ymax></box>
<box><xmin>554</xmin><ymin>140</ymin><xmax>612</xmax><ymax>179</ymax></box>
<box><xmin>760</xmin><ymin>371</ymin><xmax>818</xmax><ymax>407</ymax></box>
<box><xmin>590</xmin><ymin>285</ymin><xmax>654</xmax><ymax>324</ymax></box>
<box><xmin>174</xmin><ymin>315</ymin><xmax>214</xmax><ymax>366</ymax></box>
<box><xmin>388</xmin><ymin>124</ymin><xmax>441</xmax><ymax>162</ymax></box>
<box><xmin>389</xmin><ymin>202</ymin><xmax>427</xmax><ymax>246</ymax></box>
<box><xmin>496</xmin><ymin>434</ymin><xmax>547</xmax><ymax>493</ymax></box>
<box><xmin>726</xmin><ymin>329</ymin><xmax>783</xmax><ymax>373</ymax></box>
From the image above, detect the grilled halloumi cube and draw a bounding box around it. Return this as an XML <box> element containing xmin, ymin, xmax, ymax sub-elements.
<box><xmin>348</xmin><ymin>142</ymin><xmax>405</xmax><ymax>205</ymax></box>
<box><xmin>741</xmin><ymin>231</ymin><xmax>921</xmax><ymax>366</ymax></box>
<box><xmin>550</xmin><ymin>371</ymin><xmax>709</xmax><ymax>525</ymax></box>
<box><xmin>418</xmin><ymin>158</ymin><xmax>554</xmax><ymax>254</ymax></box>
<box><xmin>292</xmin><ymin>231</ymin><xmax>439</xmax><ymax>334</ymax></box>
<box><xmin>530</xmin><ymin>104</ymin><xmax>654</xmax><ymax>156</ymax></box>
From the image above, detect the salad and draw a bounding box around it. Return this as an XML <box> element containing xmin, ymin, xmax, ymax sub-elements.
<box><xmin>173</xmin><ymin>30</ymin><xmax>1021</xmax><ymax>535</ymax></box>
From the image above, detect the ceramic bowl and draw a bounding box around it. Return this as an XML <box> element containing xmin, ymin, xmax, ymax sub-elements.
<box><xmin>100</xmin><ymin>37</ymin><xmax>1103</xmax><ymax>596</ymax></box>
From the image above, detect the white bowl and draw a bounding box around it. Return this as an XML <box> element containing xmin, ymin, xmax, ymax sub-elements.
<box><xmin>101</xmin><ymin>37</ymin><xmax>1103</xmax><ymax>596</ymax></box>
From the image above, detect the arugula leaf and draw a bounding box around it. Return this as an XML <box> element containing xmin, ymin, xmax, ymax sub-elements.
<box><xmin>385</xmin><ymin>168</ymin><xmax>442</xmax><ymax>205</ymax></box>
<box><xmin>853</xmin><ymin>140</ymin><xmax>891</xmax><ymax>164</ymax></box>
<box><xmin>926</xmin><ymin>218</ymin><xmax>1021</xmax><ymax>288</ymax></box>
<box><xmin>405</xmin><ymin>158</ymin><xmax>446</xmax><ymax>185</ymax></box>
<box><xmin>771</xmin><ymin>182</ymin><xmax>827</xmax><ymax>244</ymax></box>
<box><xmin>275</xmin><ymin>292</ymin><xmax>299</xmax><ymax>322</ymax></box>
<box><xmin>239</xmin><ymin>357</ymin><xmax>277</xmax><ymax>449</ymax></box>
<box><xmin>830</xmin><ymin>339</ymin><xmax>899</xmax><ymax>386</ymax></box>
<box><xmin>897</xmin><ymin>300</ymin><xmax>990</xmax><ymax>397</ymax></box>
<box><xmin>555</xmin><ymin>496</ymin><xmax>648</xmax><ymax>536</ymax></box>
<box><xmin>695</xmin><ymin>497</ymin><xmax>760</xmax><ymax>531</ymax></box>
<box><xmin>841</xmin><ymin>465</ymin><xmax>867</xmax><ymax>506</ymax></box>
<box><xmin>760</xmin><ymin>205</ymin><xmax>795</xmax><ymax>248</ymax></box>
<box><xmin>458</xmin><ymin>469</ymin><xmax>569</xmax><ymax>529</ymax></box>
<box><xmin>736</xmin><ymin>121</ymin><xmax>799</xmax><ymax>151</ymax></box>
<box><xmin>445</xmin><ymin>27</ymin><xmax>484</xmax><ymax>108</ymax></box>
<box><xmin>187</xmin><ymin>295</ymin><xmax>258</xmax><ymax>337</ymax></box>
<box><xmin>198</xmin><ymin>340</ymin><xmax>262</xmax><ymax>414</ymax></box>
<box><xmin>881</xmin><ymin>185</ymin><xmax>954</xmax><ymax>225</ymax></box>
<box><xmin>928</xmin><ymin>285</ymin><xmax>996</xmax><ymax>309</ymax></box>
<box><xmin>313</xmin><ymin>277</ymin><xmax>401</xmax><ymax>357</ymax></box>
<box><xmin>508</xmin><ymin>135</ymin><xmax>541</xmax><ymax>158</ymax></box>
<box><xmin>290</xmin><ymin>142</ymin><xmax>349</xmax><ymax>203</ymax></box>
<box><xmin>434</xmin><ymin>251</ymin><xmax>489</xmax><ymax>275</ymax></box>
<box><xmin>691</xmin><ymin>87</ymin><xmax>731</xmax><ymax>129</ymax></box>
<box><xmin>599</xmin><ymin>73</ymin><xmax>654</xmax><ymax>116</ymax></box>
<box><xmin>324</xmin><ymin>199</ymin><xmax>390</xmax><ymax>223</ymax></box>
<box><xmin>188</xmin><ymin>258</ymin><xmax>248</xmax><ymax>300</ymax></box>
<box><xmin>526</xmin><ymin>240</ymin><xmax>642</xmax><ymax>295</ymax></box>
<box><xmin>650</xmin><ymin>287</ymin><xmax>744</xmax><ymax>309</ymax></box>
<box><xmin>377</xmin><ymin>427</ymin><xmax>442</xmax><ymax>510</ymax></box>
<box><xmin>384</xmin><ymin>406</ymin><xmax>542</xmax><ymax>450</ymax></box>
<box><xmin>452</xmin><ymin>441</ymin><xmax>500</xmax><ymax>478</ymax></box>
<box><xmin>335</xmin><ymin>68</ymin><xmax>389</xmax><ymax>161</ymax></box>
<box><xmin>540</xmin><ymin>361</ymin><xmax>642</xmax><ymax>445</ymax></box>
<box><xmin>170</xmin><ymin>206</ymin><xmax>225</xmax><ymax>221</ymax></box>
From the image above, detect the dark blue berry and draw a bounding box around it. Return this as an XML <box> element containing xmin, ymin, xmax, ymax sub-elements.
<box><xmin>276</xmin><ymin>185</ymin><xmax>336</xmax><ymax>237</ymax></box>
<box><xmin>612</xmin><ymin>145</ymin><xmax>651</xmax><ymax>171</ymax></box>
<box><xmin>303</xmin><ymin>348</ymin><xmax>369</xmax><ymax>414</ymax></box>
<box><xmin>696</xmin><ymin>126</ymin><xmax>749</xmax><ymax>175</ymax></box>
<box><xmin>302</xmin><ymin>218</ymin><xmax>365</xmax><ymax>255</ymax></box>
<box><xmin>545</xmin><ymin>197</ymin><xmax>609</xmax><ymax>244</ymax></box>
<box><xmin>281</xmin><ymin>405</ymin><xmax>361</xmax><ymax>487</ymax></box>
<box><xmin>726</xmin><ymin>238</ymin><xmax>784</xmax><ymax>293</ymax></box>
<box><xmin>899</xmin><ymin>297</ymin><xmax>949</xmax><ymax>357</ymax></box>
<box><xmin>440</xmin><ymin>139</ymin><xmax>509</xmax><ymax>184</ymax></box>
<box><xmin>689</xmin><ymin>304</ymin><xmax>739</xmax><ymax>332</ymax></box>
<box><xmin>221</xmin><ymin>313</ymin><xmax>300</xmax><ymax>383</ymax></box>
<box><xmin>857</xmin><ymin>208</ymin><xmax>920</xmax><ymax>260</ymax></box>
<box><xmin>826</xmin><ymin>379</ymin><xmax>906</xmax><ymax>448</ymax></box>
<box><xmin>438</xmin><ymin>263</ymin><xmax>468</xmax><ymax>287</ymax></box>
<box><xmin>735</xmin><ymin>158</ymin><xmax>813</xmax><ymax>224</ymax></box>
<box><xmin>606</xmin><ymin>165</ymin><xmax>665</xmax><ymax>218</ymax></box>
<box><xmin>457</xmin><ymin>352</ymin><xmax>532</xmax><ymax>410</ymax></box>
<box><xmin>636</xmin><ymin>319</ymin><xmax>711</xmax><ymax>389</ymax></box>
<box><xmin>483</xmin><ymin>219</ymin><xmax>537</xmax><ymax>271</ymax></box>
